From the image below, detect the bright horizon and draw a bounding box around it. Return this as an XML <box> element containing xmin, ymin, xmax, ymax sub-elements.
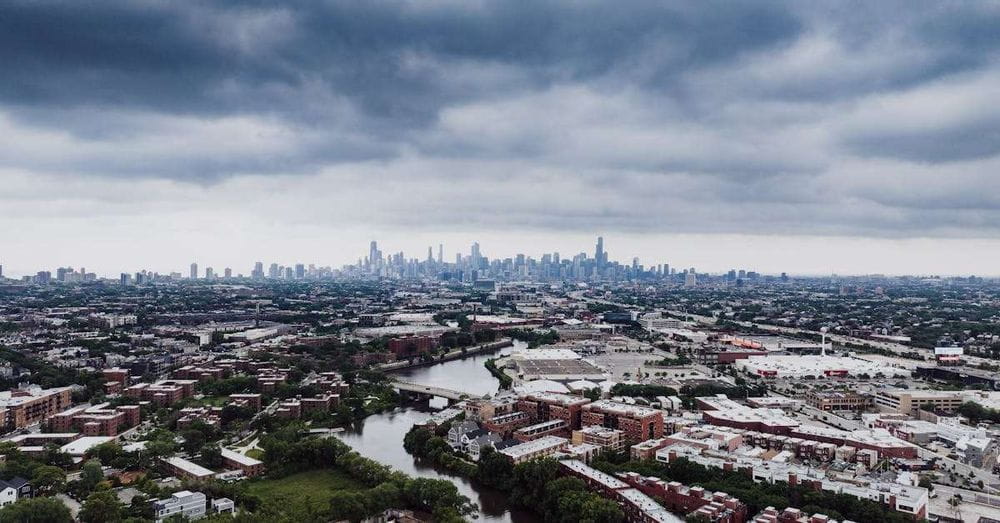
<box><xmin>5</xmin><ymin>230</ymin><xmax>1000</xmax><ymax>279</ymax></box>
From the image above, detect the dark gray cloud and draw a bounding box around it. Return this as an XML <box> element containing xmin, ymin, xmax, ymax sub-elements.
<box><xmin>1</xmin><ymin>0</ymin><xmax>1000</xmax><ymax>243</ymax></box>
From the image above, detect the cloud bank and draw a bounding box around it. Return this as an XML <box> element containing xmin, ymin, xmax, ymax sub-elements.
<box><xmin>2</xmin><ymin>0</ymin><xmax>1000</xmax><ymax>274</ymax></box>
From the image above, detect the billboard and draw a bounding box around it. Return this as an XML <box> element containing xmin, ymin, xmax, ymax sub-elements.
<box><xmin>934</xmin><ymin>346</ymin><xmax>964</xmax><ymax>356</ymax></box>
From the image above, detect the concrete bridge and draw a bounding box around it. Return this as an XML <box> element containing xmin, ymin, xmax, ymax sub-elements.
<box><xmin>392</xmin><ymin>380</ymin><xmax>482</xmax><ymax>402</ymax></box>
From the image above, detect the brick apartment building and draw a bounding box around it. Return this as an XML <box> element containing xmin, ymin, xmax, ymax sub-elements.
<box><xmin>620</xmin><ymin>472</ymin><xmax>749</xmax><ymax>523</ymax></box>
<box><xmin>388</xmin><ymin>336</ymin><xmax>439</xmax><ymax>357</ymax></box>
<box><xmin>483</xmin><ymin>411</ymin><xmax>532</xmax><ymax>438</ymax></box>
<box><xmin>572</xmin><ymin>426</ymin><xmax>627</xmax><ymax>454</ymax></box>
<box><xmin>464</xmin><ymin>397</ymin><xmax>517</xmax><ymax>422</ymax></box>
<box><xmin>49</xmin><ymin>404</ymin><xmax>141</xmax><ymax>436</ymax></box>
<box><xmin>102</xmin><ymin>368</ymin><xmax>129</xmax><ymax>396</ymax></box>
<box><xmin>0</xmin><ymin>386</ymin><xmax>73</xmax><ymax>430</ymax></box>
<box><xmin>515</xmin><ymin>392</ymin><xmax>591</xmax><ymax>429</ymax></box>
<box><xmin>275</xmin><ymin>394</ymin><xmax>338</xmax><ymax>419</ymax></box>
<box><xmin>220</xmin><ymin>448</ymin><xmax>265</xmax><ymax>478</ymax></box>
<box><xmin>173</xmin><ymin>365</ymin><xmax>229</xmax><ymax>382</ymax></box>
<box><xmin>124</xmin><ymin>380</ymin><xmax>197</xmax><ymax>407</ymax></box>
<box><xmin>581</xmin><ymin>400</ymin><xmax>664</xmax><ymax>443</ymax></box>
<box><xmin>514</xmin><ymin>419</ymin><xmax>568</xmax><ymax>442</ymax></box>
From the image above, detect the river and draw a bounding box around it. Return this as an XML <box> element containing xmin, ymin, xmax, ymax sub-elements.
<box><xmin>335</xmin><ymin>340</ymin><xmax>539</xmax><ymax>522</ymax></box>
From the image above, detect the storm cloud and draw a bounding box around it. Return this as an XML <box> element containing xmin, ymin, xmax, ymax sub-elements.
<box><xmin>2</xmin><ymin>0</ymin><xmax>1000</xmax><ymax>274</ymax></box>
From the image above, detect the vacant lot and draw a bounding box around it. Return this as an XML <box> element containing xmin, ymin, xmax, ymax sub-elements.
<box><xmin>246</xmin><ymin>469</ymin><xmax>364</xmax><ymax>516</ymax></box>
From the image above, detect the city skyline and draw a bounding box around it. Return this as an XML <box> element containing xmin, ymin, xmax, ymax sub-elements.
<box><xmin>5</xmin><ymin>233</ymin><xmax>1000</xmax><ymax>280</ymax></box>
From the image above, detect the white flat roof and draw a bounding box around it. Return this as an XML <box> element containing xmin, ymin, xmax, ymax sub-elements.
<box><xmin>59</xmin><ymin>436</ymin><xmax>114</xmax><ymax>455</ymax></box>
<box><xmin>500</xmin><ymin>436</ymin><xmax>568</xmax><ymax>459</ymax></box>
<box><xmin>220</xmin><ymin>448</ymin><xmax>263</xmax><ymax>466</ymax></box>
<box><xmin>164</xmin><ymin>456</ymin><xmax>215</xmax><ymax>477</ymax></box>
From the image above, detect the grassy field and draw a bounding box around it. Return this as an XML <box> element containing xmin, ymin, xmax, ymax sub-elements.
<box><xmin>245</xmin><ymin>449</ymin><xmax>264</xmax><ymax>460</ymax></box>
<box><xmin>246</xmin><ymin>469</ymin><xmax>365</xmax><ymax>516</ymax></box>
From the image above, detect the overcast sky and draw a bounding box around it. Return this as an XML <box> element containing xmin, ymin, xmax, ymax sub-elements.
<box><xmin>3</xmin><ymin>0</ymin><xmax>1000</xmax><ymax>278</ymax></box>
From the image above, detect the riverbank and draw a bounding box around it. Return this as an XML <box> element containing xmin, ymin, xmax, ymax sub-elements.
<box><xmin>335</xmin><ymin>340</ymin><xmax>540</xmax><ymax>522</ymax></box>
<box><xmin>378</xmin><ymin>339</ymin><xmax>514</xmax><ymax>372</ymax></box>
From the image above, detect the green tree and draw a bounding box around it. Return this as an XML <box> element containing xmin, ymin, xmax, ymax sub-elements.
<box><xmin>0</xmin><ymin>497</ymin><xmax>73</xmax><ymax>523</ymax></box>
<box><xmin>578</xmin><ymin>496</ymin><xmax>624</xmax><ymax>523</ymax></box>
<box><xmin>327</xmin><ymin>491</ymin><xmax>369</xmax><ymax>522</ymax></box>
<box><xmin>90</xmin><ymin>443</ymin><xmax>124</xmax><ymax>465</ymax></box>
<box><xmin>475</xmin><ymin>446</ymin><xmax>513</xmax><ymax>489</ymax></box>
<box><xmin>79</xmin><ymin>490</ymin><xmax>124</xmax><ymax>523</ymax></box>
<box><xmin>79</xmin><ymin>460</ymin><xmax>104</xmax><ymax>492</ymax></box>
<box><xmin>127</xmin><ymin>494</ymin><xmax>154</xmax><ymax>521</ymax></box>
<box><xmin>510</xmin><ymin>459</ymin><xmax>561</xmax><ymax>510</ymax></box>
<box><xmin>181</xmin><ymin>429</ymin><xmax>207</xmax><ymax>454</ymax></box>
<box><xmin>200</xmin><ymin>445</ymin><xmax>224</xmax><ymax>469</ymax></box>
<box><xmin>31</xmin><ymin>465</ymin><xmax>66</xmax><ymax>494</ymax></box>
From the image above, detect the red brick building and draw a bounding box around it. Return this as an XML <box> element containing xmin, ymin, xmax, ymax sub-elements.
<box><xmin>483</xmin><ymin>411</ymin><xmax>531</xmax><ymax>438</ymax></box>
<box><xmin>48</xmin><ymin>404</ymin><xmax>141</xmax><ymax>436</ymax></box>
<box><xmin>124</xmin><ymin>380</ymin><xmax>197</xmax><ymax>407</ymax></box>
<box><xmin>515</xmin><ymin>392</ymin><xmax>591</xmax><ymax>429</ymax></box>
<box><xmin>388</xmin><ymin>336</ymin><xmax>439</xmax><ymax>357</ymax></box>
<box><xmin>514</xmin><ymin>419</ymin><xmax>568</xmax><ymax>442</ymax></box>
<box><xmin>173</xmin><ymin>365</ymin><xmax>228</xmax><ymax>381</ymax></box>
<box><xmin>0</xmin><ymin>387</ymin><xmax>73</xmax><ymax>430</ymax></box>
<box><xmin>581</xmin><ymin>400</ymin><xmax>664</xmax><ymax>443</ymax></box>
<box><xmin>620</xmin><ymin>472</ymin><xmax>748</xmax><ymax>523</ymax></box>
<box><xmin>229</xmin><ymin>394</ymin><xmax>263</xmax><ymax>411</ymax></box>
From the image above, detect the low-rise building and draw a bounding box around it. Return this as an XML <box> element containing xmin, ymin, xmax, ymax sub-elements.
<box><xmin>124</xmin><ymin>380</ymin><xmax>197</xmax><ymax>407</ymax></box>
<box><xmin>48</xmin><ymin>404</ymin><xmax>141</xmax><ymax>436</ymax></box>
<box><xmin>220</xmin><ymin>448</ymin><xmax>265</xmax><ymax>477</ymax></box>
<box><xmin>572</xmin><ymin>426</ymin><xmax>627</xmax><ymax>454</ymax></box>
<box><xmin>873</xmin><ymin>389</ymin><xmax>963</xmax><ymax>415</ymax></box>
<box><xmin>0</xmin><ymin>478</ymin><xmax>31</xmax><ymax>508</ymax></box>
<box><xmin>163</xmin><ymin>457</ymin><xmax>215</xmax><ymax>481</ymax></box>
<box><xmin>499</xmin><ymin>435</ymin><xmax>569</xmax><ymax>464</ymax></box>
<box><xmin>805</xmin><ymin>391</ymin><xmax>871</xmax><ymax>412</ymax></box>
<box><xmin>483</xmin><ymin>411</ymin><xmax>531</xmax><ymax>438</ymax></box>
<box><xmin>514</xmin><ymin>419</ymin><xmax>568</xmax><ymax>442</ymax></box>
<box><xmin>153</xmin><ymin>490</ymin><xmax>206</xmax><ymax>522</ymax></box>
<box><xmin>619</xmin><ymin>472</ymin><xmax>748</xmax><ymax>523</ymax></box>
<box><xmin>655</xmin><ymin>445</ymin><xmax>927</xmax><ymax>520</ymax></box>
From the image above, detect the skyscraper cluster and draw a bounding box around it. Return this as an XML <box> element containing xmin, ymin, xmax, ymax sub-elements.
<box><xmin>341</xmin><ymin>237</ymin><xmax>688</xmax><ymax>283</ymax></box>
<box><xmin>10</xmin><ymin>237</ymin><xmax>773</xmax><ymax>286</ymax></box>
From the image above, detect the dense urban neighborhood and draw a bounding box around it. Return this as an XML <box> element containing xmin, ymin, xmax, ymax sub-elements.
<box><xmin>2</xmin><ymin>241</ymin><xmax>1000</xmax><ymax>523</ymax></box>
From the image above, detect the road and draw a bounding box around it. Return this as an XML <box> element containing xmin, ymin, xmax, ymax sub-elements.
<box><xmin>55</xmin><ymin>494</ymin><xmax>80</xmax><ymax>519</ymax></box>
<box><xmin>393</xmin><ymin>380</ymin><xmax>475</xmax><ymax>401</ymax></box>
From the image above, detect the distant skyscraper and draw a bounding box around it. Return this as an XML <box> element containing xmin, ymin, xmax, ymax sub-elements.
<box><xmin>684</xmin><ymin>272</ymin><xmax>697</xmax><ymax>288</ymax></box>
<box><xmin>369</xmin><ymin>241</ymin><xmax>379</xmax><ymax>269</ymax></box>
<box><xmin>438</xmin><ymin>244</ymin><xmax>443</xmax><ymax>264</ymax></box>
<box><xmin>252</xmin><ymin>261</ymin><xmax>264</xmax><ymax>280</ymax></box>
<box><xmin>295</xmin><ymin>263</ymin><xmax>305</xmax><ymax>279</ymax></box>
<box><xmin>471</xmin><ymin>242</ymin><xmax>481</xmax><ymax>268</ymax></box>
<box><xmin>190</xmin><ymin>263</ymin><xmax>198</xmax><ymax>279</ymax></box>
<box><xmin>224</xmin><ymin>267</ymin><xmax>232</xmax><ymax>278</ymax></box>
<box><xmin>595</xmin><ymin>236</ymin><xmax>605</xmax><ymax>267</ymax></box>
<box><xmin>205</xmin><ymin>267</ymin><xmax>214</xmax><ymax>279</ymax></box>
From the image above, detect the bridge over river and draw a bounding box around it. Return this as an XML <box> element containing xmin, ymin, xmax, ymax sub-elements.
<box><xmin>392</xmin><ymin>379</ymin><xmax>485</xmax><ymax>402</ymax></box>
